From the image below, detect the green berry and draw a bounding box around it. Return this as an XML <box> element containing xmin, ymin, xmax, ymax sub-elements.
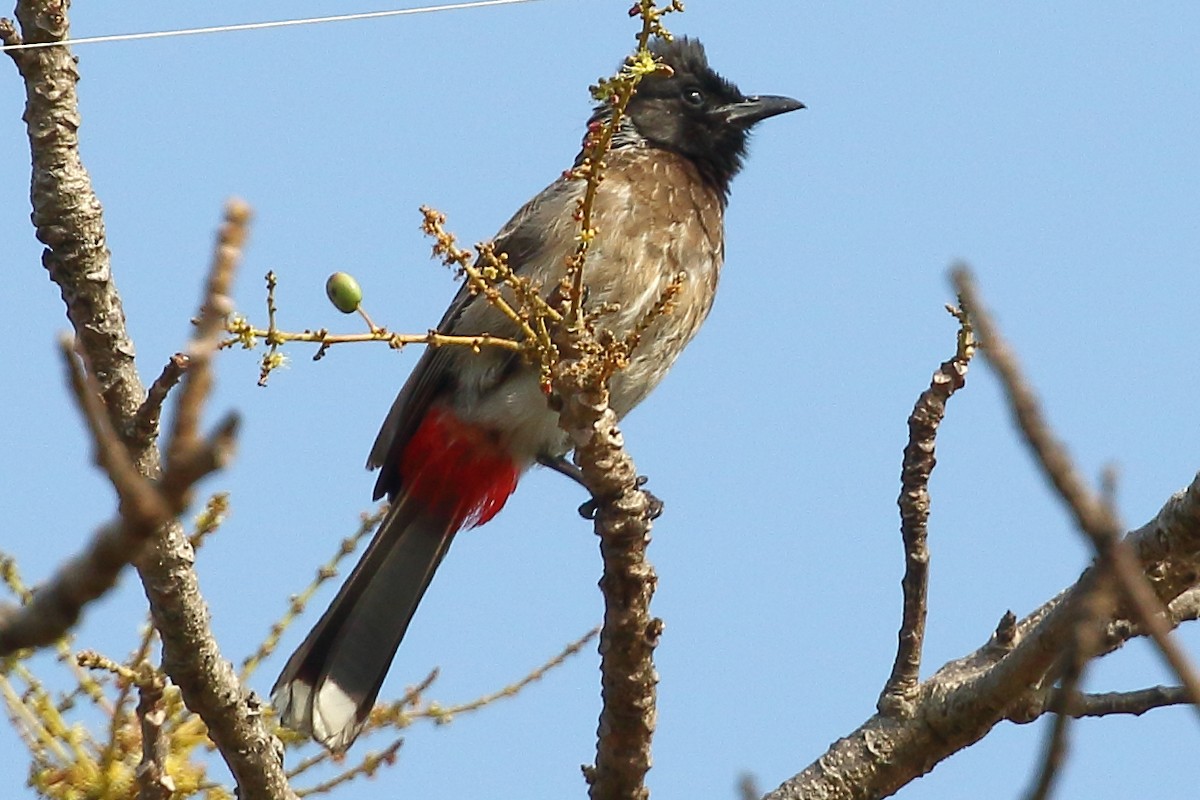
<box><xmin>326</xmin><ymin>272</ymin><xmax>363</xmax><ymax>314</ymax></box>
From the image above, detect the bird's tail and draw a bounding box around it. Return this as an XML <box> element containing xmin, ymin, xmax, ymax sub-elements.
<box><xmin>270</xmin><ymin>499</ymin><xmax>455</xmax><ymax>752</ymax></box>
<box><xmin>272</xmin><ymin>407</ymin><xmax>521</xmax><ymax>752</ymax></box>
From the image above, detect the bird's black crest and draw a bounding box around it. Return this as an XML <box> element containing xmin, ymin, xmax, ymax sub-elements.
<box><xmin>589</xmin><ymin>37</ymin><xmax>790</xmax><ymax>199</ymax></box>
<box><xmin>648</xmin><ymin>37</ymin><xmax>741</xmax><ymax>103</ymax></box>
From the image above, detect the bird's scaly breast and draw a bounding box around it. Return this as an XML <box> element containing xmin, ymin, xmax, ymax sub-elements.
<box><xmin>587</xmin><ymin>148</ymin><xmax>725</xmax><ymax>415</ymax></box>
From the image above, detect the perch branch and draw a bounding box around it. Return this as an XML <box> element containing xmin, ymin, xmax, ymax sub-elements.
<box><xmin>552</xmin><ymin>329</ymin><xmax>659</xmax><ymax>800</ymax></box>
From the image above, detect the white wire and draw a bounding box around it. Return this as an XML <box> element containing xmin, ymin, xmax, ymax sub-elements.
<box><xmin>0</xmin><ymin>0</ymin><xmax>541</xmax><ymax>52</ymax></box>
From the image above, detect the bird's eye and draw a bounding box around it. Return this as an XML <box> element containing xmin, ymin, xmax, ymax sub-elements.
<box><xmin>682</xmin><ymin>87</ymin><xmax>705</xmax><ymax>107</ymax></box>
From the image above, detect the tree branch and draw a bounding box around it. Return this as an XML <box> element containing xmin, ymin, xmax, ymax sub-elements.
<box><xmin>4</xmin><ymin>4</ymin><xmax>294</xmax><ymax>793</ymax></box>
<box><xmin>767</xmin><ymin>266</ymin><xmax>1200</xmax><ymax>799</ymax></box>
<box><xmin>0</xmin><ymin>339</ymin><xmax>171</xmax><ymax>654</ymax></box>
<box><xmin>878</xmin><ymin>305</ymin><xmax>974</xmax><ymax>716</ymax></box>
<box><xmin>135</xmin><ymin>667</ymin><xmax>174</xmax><ymax>800</ymax></box>
<box><xmin>552</xmin><ymin>332</ymin><xmax>659</xmax><ymax>800</ymax></box>
<box><xmin>133</xmin><ymin>203</ymin><xmax>293</xmax><ymax>799</ymax></box>
<box><xmin>131</xmin><ymin>354</ymin><xmax>190</xmax><ymax>449</ymax></box>
<box><xmin>954</xmin><ymin>265</ymin><xmax>1200</xmax><ymax>714</ymax></box>
<box><xmin>1048</xmin><ymin>685</ymin><xmax>1192</xmax><ymax>718</ymax></box>
<box><xmin>766</xmin><ymin>470</ymin><xmax>1200</xmax><ymax>800</ymax></box>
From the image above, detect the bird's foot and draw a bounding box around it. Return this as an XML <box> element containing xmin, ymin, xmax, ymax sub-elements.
<box><xmin>578</xmin><ymin>475</ymin><xmax>663</xmax><ymax>521</ymax></box>
<box><xmin>637</xmin><ymin>475</ymin><xmax>665</xmax><ymax>520</ymax></box>
<box><xmin>538</xmin><ymin>456</ymin><xmax>662</xmax><ymax>521</ymax></box>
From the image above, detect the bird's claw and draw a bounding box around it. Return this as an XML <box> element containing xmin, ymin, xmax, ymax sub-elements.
<box><xmin>634</xmin><ymin>475</ymin><xmax>664</xmax><ymax>519</ymax></box>
<box><xmin>577</xmin><ymin>476</ymin><xmax>663</xmax><ymax>521</ymax></box>
<box><xmin>642</xmin><ymin>490</ymin><xmax>665</xmax><ymax>521</ymax></box>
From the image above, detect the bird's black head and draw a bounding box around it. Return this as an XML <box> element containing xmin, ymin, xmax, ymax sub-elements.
<box><xmin>599</xmin><ymin>37</ymin><xmax>803</xmax><ymax>198</ymax></box>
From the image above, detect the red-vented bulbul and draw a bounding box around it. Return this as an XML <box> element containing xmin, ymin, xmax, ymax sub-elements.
<box><xmin>272</xmin><ymin>37</ymin><xmax>802</xmax><ymax>751</ymax></box>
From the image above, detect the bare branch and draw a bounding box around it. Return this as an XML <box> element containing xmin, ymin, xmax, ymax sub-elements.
<box><xmin>6</xmin><ymin>12</ymin><xmax>294</xmax><ymax>782</ymax></box>
<box><xmin>879</xmin><ymin>305</ymin><xmax>974</xmax><ymax>716</ymax></box>
<box><xmin>6</xmin><ymin>4</ymin><xmax>141</xmax><ymax>427</ymax></box>
<box><xmin>552</xmin><ymin>329</ymin><xmax>659</xmax><ymax>800</ymax></box>
<box><xmin>131</xmin><ymin>353</ymin><xmax>190</xmax><ymax>448</ymax></box>
<box><xmin>766</xmin><ymin>470</ymin><xmax>1200</xmax><ymax>800</ymax></box>
<box><xmin>131</xmin><ymin>202</ymin><xmax>293</xmax><ymax>798</ymax></box>
<box><xmin>954</xmin><ymin>265</ymin><xmax>1200</xmax><ymax>715</ymax></box>
<box><xmin>1050</xmin><ymin>685</ymin><xmax>1192</xmax><ymax>718</ymax></box>
<box><xmin>1023</xmin><ymin>572</ymin><xmax>1114</xmax><ymax>800</ymax></box>
<box><xmin>0</xmin><ymin>341</ymin><xmax>172</xmax><ymax>654</ymax></box>
<box><xmin>135</xmin><ymin>667</ymin><xmax>174</xmax><ymax>800</ymax></box>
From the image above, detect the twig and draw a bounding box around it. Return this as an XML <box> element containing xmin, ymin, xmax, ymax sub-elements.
<box><xmin>878</xmin><ymin>304</ymin><xmax>974</xmax><ymax>717</ymax></box>
<box><xmin>135</xmin><ymin>667</ymin><xmax>174</xmax><ymax>800</ymax></box>
<box><xmin>226</xmin><ymin>320</ymin><xmax>520</xmax><ymax>357</ymax></box>
<box><xmin>738</xmin><ymin>773</ymin><xmax>762</xmax><ymax>800</ymax></box>
<box><xmin>417</xmin><ymin>626</ymin><xmax>600</xmax><ymax>723</ymax></box>
<box><xmin>131</xmin><ymin>354</ymin><xmax>190</xmax><ymax>447</ymax></box>
<box><xmin>189</xmin><ymin>492</ymin><xmax>231</xmax><ymax>550</ymax></box>
<box><xmin>1023</xmin><ymin>572</ymin><xmax>1112</xmax><ymax>800</ymax></box>
<box><xmin>292</xmin><ymin>738</ymin><xmax>403</xmax><ymax>798</ymax></box>
<box><xmin>0</xmin><ymin>342</ymin><xmax>173</xmax><ymax>655</ymax></box>
<box><xmin>564</xmin><ymin>0</ymin><xmax>682</xmax><ymax>322</ymax></box>
<box><xmin>953</xmin><ymin>265</ymin><xmax>1200</xmax><ymax>717</ymax></box>
<box><xmin>1049</xmin><ymin>685</ymin><xmax>1192</xmax><ymax>718</ymax></box>
<box><xmin>102</xmin><ymin>622</ymin><xmax>158</xmax><ymax>775</ymax></box>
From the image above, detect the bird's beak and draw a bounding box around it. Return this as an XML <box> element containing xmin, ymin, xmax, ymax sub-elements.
<box><xmin>720</xmin><ymin>95</ymin><xmax>805</xmax><ymax>126</ymax></box>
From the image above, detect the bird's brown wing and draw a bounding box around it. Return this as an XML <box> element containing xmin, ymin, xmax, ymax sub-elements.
<box><xmin>367</xmin><ymin>176</ymin><xmax>580</xmax><ymax>500</ymax></box>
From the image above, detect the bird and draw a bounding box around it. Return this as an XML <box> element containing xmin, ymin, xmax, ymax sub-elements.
<box><xmin>272</xmin><ymin>36</ymin><xmax>803</xmax><ymax>752</ymax></box>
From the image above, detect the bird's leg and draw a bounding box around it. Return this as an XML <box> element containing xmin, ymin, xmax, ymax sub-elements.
<box><xmin>537</xmin><ymin>455</ymin><xmax>663</xmax><ymax>521</ymax></box>
<box><xmin>537</xmin><ymin>453</ymin><xmax>587</xmax><ymax>487</ymax></box>
<box><xmin>537</xmin><ymin>454</ymin><xmax>596</xmax><ymax>518</ymax></box>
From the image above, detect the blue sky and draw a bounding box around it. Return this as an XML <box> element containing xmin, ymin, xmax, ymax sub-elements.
<box><xmin>2</xmin><ymin>1</ymin><xmax>1198</xmax><ymax>797</ymax></box>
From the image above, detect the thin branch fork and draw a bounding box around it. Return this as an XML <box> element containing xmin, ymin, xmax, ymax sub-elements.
<box><xmin>131</xmin><ymin>202</ymin><xmax>294</xmax><ymax>799</ymax></box>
